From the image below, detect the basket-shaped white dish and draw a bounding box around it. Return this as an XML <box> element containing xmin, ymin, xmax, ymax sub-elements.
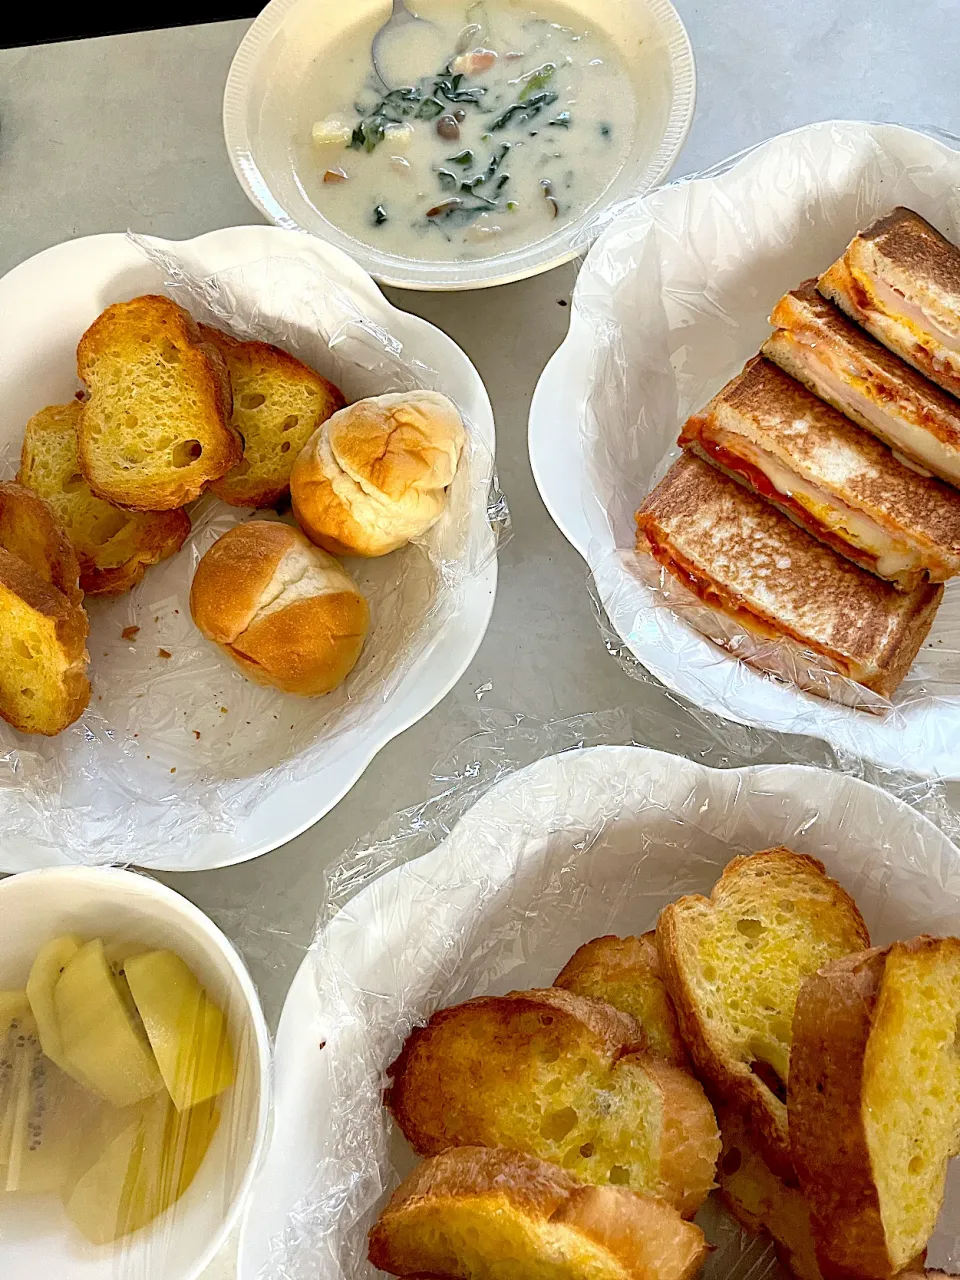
<box><xmin>222</xmin><ymin>0</ymin><xmax>696</xmax><ymax>290</ymax></box>
<box><xmin>0</xmin><ymin>226</ymin><xmax>497</xmax><ymax>871</ymax></box>
<box><xmin>238</xmin><ymin>744</ymin><xmax>960</xmax><ymax>1278</ymax></box>
<box><xmin>529</xmin><ymin>121</ymin><xmax>960</xmax><ymax>779</ymax></box>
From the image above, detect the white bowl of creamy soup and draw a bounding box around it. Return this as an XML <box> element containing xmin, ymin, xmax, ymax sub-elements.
<box><xmin>224</xmin><ymin>0</ymin><xmax>695</xmax><ymax>289</ymax></box>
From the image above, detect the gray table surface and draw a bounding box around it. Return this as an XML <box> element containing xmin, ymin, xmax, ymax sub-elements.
<box><xmin>3</xmin><ymin>3</ymin><xmax>960</xmax><ymax>1274</ymax></box>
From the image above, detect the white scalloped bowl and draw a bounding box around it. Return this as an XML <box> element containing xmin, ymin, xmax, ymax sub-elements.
<box><xmin>222</xmin><ymin>0</ymin><xmax>696</xmax><ymax>290</ymax></box>
<box><xmin>529</xmin><ymin>121</ymin><xmax>960</xmax><ymax>779</ymax></box>
<box><xmin>238</xmin><ymin>745</ymin><xmax>960</xmax><ymax>1278</ymax></box>
<box><xmin>0</xmin><ymin>227</ymin><xmax>497</xmax><ymax>871</ymax></box>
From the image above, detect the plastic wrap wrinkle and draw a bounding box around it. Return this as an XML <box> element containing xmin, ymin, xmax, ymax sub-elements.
<box><xmin>250</xmin><ymin>707</ymin><xmax>960</xmax><ymax>1280</ymax></box>
<box><xmin>557</xmin><ymin>122</ymin><xmax>960</xmax><ymax>767</ymax></box>
<box><xmin>0</xmin><ymin>235</ymin><xmax>508</xmax><ymax>866</ymax></box>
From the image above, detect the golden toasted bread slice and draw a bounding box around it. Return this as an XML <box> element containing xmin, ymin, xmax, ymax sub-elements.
<box><xmin>0</xmin><ymin>480</ymin><xmax>82</xmax><ymax>606</ymax></box>
<box><xmin>368</xmin><ymin>1147</ymin><xmax>708</xmax><ymax>1280</ymax></box>
<box><xmin>656</xmin><ymin>848</ymin><xmax>869</xmax><ymax>1180</ymax></box>
<box><xmin>790</xmin><ymin>937</ymin><xmax>960</xmax><ymax>1279</ymax></box>
<box><xmin>554</xmin><ymin>934</ymin><xmax>689</xmax><ymax>1069</ymax></box>
<box><xmin>717</xmin><ymin>1107</ymin><xmax>822</xmax><ymax>1280</ymax></box>
<box><xmin>386</xmin><ymin>988</ymin><xmax>719</xmax><ymax>1217</ymax></box>
<box><xmin>76</xmin><ymin>295</ymin><xmax>240</xmax><ymax>510</ymax></box>
<box><xmin>200</xmin><ymin>326</ymin><xmax>345</xmax><ymax>508</ymax></box>
<box><xmin>0</xmin><ymin>546</ymin><xmax>89</xmax><ymax>735</ymax></box>
<box><xmin>19</xmin><ymin>402</ymin><xmax>190</xmax><ymax>595</ymax></box>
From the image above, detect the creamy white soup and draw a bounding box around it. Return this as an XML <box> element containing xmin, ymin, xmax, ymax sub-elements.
<box><xmin>293</xmin><ymin>0</ymin><xmax>641</xmax><ymax>261</ymax></box>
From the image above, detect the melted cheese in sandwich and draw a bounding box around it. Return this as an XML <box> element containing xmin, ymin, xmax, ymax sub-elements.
<box><xmin>706</xmin><ymin>430</ymin><xmax>924</xmax><ymax>583</ymax></box>
<box><xmin>856</xmin><ymin>272</ymin><xmax>960</xmax><ymax>357</ymax></box>
<box><xmin>783</xmin><ymin>333</ymin><xmax>960</xmax><ymax>487</ymax></box>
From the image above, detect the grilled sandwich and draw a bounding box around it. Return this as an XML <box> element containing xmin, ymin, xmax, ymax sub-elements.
<box><xmin>818</xmin><ymin>207</ymin><xmax>960</xmax><ymax>400</ymax></box>
<box><xmin>635</xmin><ymin>454</ymin><xmax>942</xmax><ymax>700</ymax></box>
<box><xmin>764</xmin><ymin>282</ymin><xmax>960</xmax><ymax>487</ymax></box>
<box><xmin>679</xmin><ymin>356</ymin><xmax>960</xmax><ymax>591</ymax></box>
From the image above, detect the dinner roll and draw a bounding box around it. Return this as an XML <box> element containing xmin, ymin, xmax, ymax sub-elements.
<box><xmin>290</xmin><ymin>391</ymin><xmax>466</xmax><ymax>557</ymax></box>
<box><xmin>189</xmin><ymin>521</ymin><xmax>369</xmax><ymax>696</ymax></box>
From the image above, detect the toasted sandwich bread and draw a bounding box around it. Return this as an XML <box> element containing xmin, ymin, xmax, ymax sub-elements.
<box><xmin>636</xmin><ymin>454</ymin><xmax>943</xmax><ymax>700</ymax></box>
<box><xmin>718</xmin><ymin>1107</ymin><xmax>822</xmax><ymax>1280</ymax></box>
<box><xmin>0</xmin><ymin>481</ymin><xmax>82</xmax><ymax>606</ymax></box>
<box><xmin>19</xmin><ymin>402</ymin><xmax>191</xmax><ymax>596</ymax></box>
<box><xmin>554</xmin><ymin>934</ymin><xmax>689</xmax><ymax>1069</ymax></box>
<box><xmin>790</xmin><ymin>937</ymin><xmax>960</xmax><ymax>1279</ymax></box>
<box><xmin>818</xmin><ymin>208</ymin><xmax>960</xmax><ymax>401</ymax></box>
<box><xmin>368</xmin><ymin>1147</ymin><xmax>709</xmax><ymax>1280</ymax></box>
<box><xmin>679</xmin><ymin>356</ymin><xmax>960</xmax><ymax>591</ymax></box>
<box><xmin>385</xmin><ymin>988</ymin><xmax>719</xmax><ymax>1217</ymax></box>
<box><xmin>764</xmin><ymin>283</ymin><xmax>960</xmax><ymax>488</ymax></box>
<box><xmin>0</xmin><ymin>546</ymin><xmax>90</xmax><ymax>735</ymax></box>
<box><xmin>76</xmin><ymin>295</ymin><xmax>241</xmax><ymax>510</ymax></box>
<box><xmin>655</xmin><ymin>848</ymin><xmax>869</xmax><ymax>1181</ymax></box>
<box><xmin>200</xmin><ymin>326</ymin><xmax>345</xmax><ymax>508</ymax></box>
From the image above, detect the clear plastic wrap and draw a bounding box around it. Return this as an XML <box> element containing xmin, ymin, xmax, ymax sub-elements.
<box><xmin>243</xmin><ymin>704</ymin><xmax>960</xmax><ymax>1280</ymax></box>
<box><xmin>0</xmin><ymin>230</ymin><xmax>507</xmax><ymax>869</ymax></box>
<box><xmin>0</xmin><ymin>864</ymin><xmax>269</xmax><ymax>1280</ymax></box>
<box><xmin>529</xmin><ymin>120</ymin><xmax>960</xmax><ymax>777</ymax></box>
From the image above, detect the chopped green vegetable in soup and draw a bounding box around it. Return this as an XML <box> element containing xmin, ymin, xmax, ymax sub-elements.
<box><xmin>297</xmin><ymin>0</ymin><xmax>641</xmax><ymax>261</ymax></box>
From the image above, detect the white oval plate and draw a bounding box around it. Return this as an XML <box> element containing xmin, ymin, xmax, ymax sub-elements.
<box><xmin>529</xmin><ymin>121</ymin><xmax>960</xmax><ymax>779</ymax></box>
<box><xmin>0</xmin><ymin>227</ymin><xmax>497</xmax><ymax>871</ymax></box>
<box><xmin>238</xmin><ymin>744</ymin><xmax>960</xmax><ymax>1278</ymax></box>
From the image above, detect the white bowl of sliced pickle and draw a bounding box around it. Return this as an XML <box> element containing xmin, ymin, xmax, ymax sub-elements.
<box><xmin>0</xmin><ymin>866</ymin><xmax>270</xmax><ymax>1280</ymax></box>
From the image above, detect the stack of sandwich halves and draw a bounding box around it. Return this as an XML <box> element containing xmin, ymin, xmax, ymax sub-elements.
<box><xmin>637</xmin><ymin>207</ymin><xmax>960</xmax><ymax>703</ymax></box>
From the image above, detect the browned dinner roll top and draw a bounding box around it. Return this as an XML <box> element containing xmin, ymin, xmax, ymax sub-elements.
<box><xmin>189</xmin><ymin>521</ymin><xmax>369</xmax><ymax>696</ymax></box>
<box><xmin>290</xmin><ymin>390</ymin><xmax>466</xmax><ymax>557</ymax></box>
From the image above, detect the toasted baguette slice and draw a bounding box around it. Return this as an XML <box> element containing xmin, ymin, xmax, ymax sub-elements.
<box><xmin>0</xmin><ymin>480</ymin><xmax>82</xmax><ymax>606</ymax></box>
<box><xmin>19</xmin><ymin>402</ymin><xmax>190</xmax><ymax>595</ymax></box>
<box><xmin>554</xmin><ymin>934</ymin><xmax>689</xmax><ymax>1069</ymax></box>
<box><xmin>790</xmin><ymin>937</ymin><xmax>960</xmax><ymax>1278</ymax></box>
<box><xmin>656</xmin><ymin>848</ymin><xmax>869</xmax><ymax>1180</ymax></box>
<box><xmin>386</xmin><ymin>988</ymin><xmax>719</xmax><ymax>1217</ymax></box>
<box><xmin>718</xmin><ymin>1107</ymin><xmax>822</xmax><ymax>1280</ymax></box>
<box><xmin>76</xmin><ymin>295</ymin><xmax>240</xmax><ymax>510</ymax></box>
<box><xmin>200</xmin><ymin>326</ymin><xmax>345</xmax><ymax>508</ymax></box>
<box><xmin>0</xmin><ymin>546</ymin><xmax>89</xmax><ymax>735</ymax></box>
<box><xmin>368</xmin><ymin>1147</ymin><xmax>708</xmax><ymax>1280</ymax></box>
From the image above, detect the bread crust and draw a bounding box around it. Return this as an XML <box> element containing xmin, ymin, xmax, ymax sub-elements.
<box><xmin>790</xmin><ymin>937</ymin><xmax>960</xmax><ymax>1279</ymax></box>
<box><xmin>190</xmin><ymin>521</ymin><xmax>304</xmax><ymax>644</ymax></box>
<box><xmin>387</xmin><ymin>990</ymin><xmax>641</xmax><ymax>1154</ymax></box>
<box><xmin>789</xmin><ymin>947</ymin><xmax>890</xmax><ymax>1278</ymax></box>
<box><xmin>189</xmin><ymin>520</ymin><xmax>369</xmax><ymax>696</ymax></box>
<box><xmin>766</xmin><ymin>282</ymin><xmax>960</xmax><ymax>455</ymax></box>
<box><xmin>819</xmin><ymin>253</ymin><xmax>960</xmax><ymax>401</ymax></box>
<box><xmin>291</xmin><ymin>391</ymin><xmax>465</xmax><ymax>557</ymax></box>
<box><xmin>0</xmin><ymin>546</ymin><xmax>90</xmax><ymax>735</ymax></box>
<box><xmin>386</xmin><ymin>988</ymin><xmax>719</xmax><ymax>1217</ymax></box>
<box><xmin>0</xmin><ymin>482</ymin><xmax>83</xmax><ymax>606</ymax></box>
<box><xmin>77</xmin><ymin>295</ymin><xmax>241</xmax><ymax>510</ymax></box>
<box><xmin>656</xmin><ymin>848</ymin><xmax>869</xmax><ymax>1182</ymax></box>
<box><xmin>368</xmin><ymin>1147</ymin><xmax>709</xmax><ymax>1280</ymax></box>
<box><xmin>200</xmin><ymin>326</ymin><xmax>346</xmax><ymax>508</ymax></box>
<box><xmin>717</xmin><ymin>1106</ymin><xmax>823</xmax><ymax>1280</ymax></box>
<box><xmin>635</xmin><ymin>454</ymin><xmax>942</xmax><ymax>700</ymax></box>
<box><xmin>554</xmin><ymin>934</ymin><xmax>690</xmax><ymax>1068</ymax></box>
<box><xmin>679</xmin><ymin>355</ymin><xmax>960</xmax><ymax>591</ymax></box>
<box><xmin>18</xmin><ymin>401</ymin><xmax>191</xmax><ymax>596</ymax></box>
